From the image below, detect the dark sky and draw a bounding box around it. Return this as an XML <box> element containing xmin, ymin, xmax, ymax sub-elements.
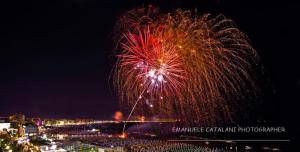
<box><xmin>0</xmin><ymin>0</ymin><xmax>299</xmax><ymax>129</ymax></box>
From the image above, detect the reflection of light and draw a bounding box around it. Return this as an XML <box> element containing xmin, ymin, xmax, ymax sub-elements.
<box><xmin>57</xmin><ymin>134</ymin><xmax>65</xmax><ymax>140</ymax></box>
<box><xmin>50</xmin><ymin>144</ymin><xmax>57</xmax><ymax>150</ymax></box>
<box><xmin>245</xmin><ymin>146</ymin><xmax>252</xmax><ymax>150</ymax></box>
<box><xmin>41</xmin><ymin>134</ymin><xmax>47</xmax><ymax>139</ymax></box>
<box><xmin>272</xmin><ymin>148</ymin><xmax>280</xmax><ymax>151</ymax></box>
<box><xmin>119</xmin><ymin>133</ymin><xmax>127</xmax><ymax>139</ymax></box>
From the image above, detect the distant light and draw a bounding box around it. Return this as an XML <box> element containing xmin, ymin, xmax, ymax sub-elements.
<box><xmin>119</xmin><ymin>133</ymin><xmax>127</xmax><ymax>139</ymax></box>
<box><xmin>114</xmin><ymin>111</ymin><xmax>123</xmax><ymax>121</ymax></box>
<box><xmin>245</xmin><ymin>146</ymin><xmax>252</xmax><ymax>150</ymax></box>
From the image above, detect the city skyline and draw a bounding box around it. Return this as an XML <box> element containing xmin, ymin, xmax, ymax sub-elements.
<box><xmin>0</xmin><ymin>0</ymin><xmax>297</xmax><ymax>126</ymax></box>
<box><xmin>0</xmin><ymin>1</ymin><xmax>296</xmax><ymax>151</ymax></box>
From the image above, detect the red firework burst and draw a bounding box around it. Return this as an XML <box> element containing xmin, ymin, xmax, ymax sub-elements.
<box><xmin>117</xmin><ymin>27</ymin><xmax>186</xmax><ymax>98</ymax></box>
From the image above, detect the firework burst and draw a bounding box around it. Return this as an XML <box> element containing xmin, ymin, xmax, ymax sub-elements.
<box><xmin>113</xmin><ymin>6</ymin><xmax>260</xmax><ymax>126</ymax></box>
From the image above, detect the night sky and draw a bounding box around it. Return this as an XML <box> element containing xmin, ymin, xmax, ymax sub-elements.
<box><xmin>0</xmin><ymin>0</ymin><xmax>299</xmax><ymax>132</ymax></box>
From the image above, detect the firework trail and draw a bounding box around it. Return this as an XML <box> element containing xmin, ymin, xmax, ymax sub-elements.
<box><xmin>113</xmin><ymin>6</ymin><xmax>260</xmax><ymax>129</ymax></box>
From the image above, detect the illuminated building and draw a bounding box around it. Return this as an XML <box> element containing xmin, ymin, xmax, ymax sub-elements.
<box><xmin>9</xmin><ymin>114</ymin><xmax>25</xmax><ymax>124</ymax></box>
<box><xmin>8</xmin><ymin>114</ymin><xmax>25</xmax><ymax>137</ymax></box>
<box><xmin>0</xmin><ymin>123</ymin><xmax>10</xmax><ymax>132</ymax></box>
<box><xmin>24</xmin><ymin>123</ymin><xmax>38</xmax><ymax>137</ymax></box>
